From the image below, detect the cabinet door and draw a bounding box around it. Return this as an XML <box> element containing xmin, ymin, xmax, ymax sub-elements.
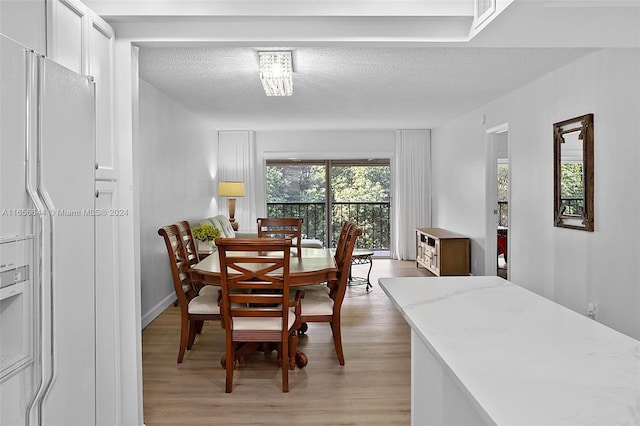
<box><xmin>0</xmin><ymin>0</ymin><xmax>46</xmax><ymax>54</ymax></box>
<box><xmin>94</xmin><ymin>181</ymin><xmax>120</xmax><ymax>426</ymax></box>
<box><xmin>89</xmin><ymin>13</ymin><xmax>116</xmax><ymax>180</ymax></box>
<box><xmin>47</xmin><ymin>0</ymin><xmax>116</xmax><ymax>179</ymax></box>
<box><xmin>47</xmin><ymin>0</ymin><xmax>87</xmax><ymax>74</ymax></box>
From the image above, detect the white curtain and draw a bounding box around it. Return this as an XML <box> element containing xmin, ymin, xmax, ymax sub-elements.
<box><xmin>218</xmin><ymin>131</ymin><xmax>257</xmax><ymax>232</ymax></box>
<box><xmin>393</xmin><ymin>130</ymin><xmax>431</xmax><ymax>260</ymax></box>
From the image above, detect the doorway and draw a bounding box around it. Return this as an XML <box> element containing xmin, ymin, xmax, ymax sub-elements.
<box><xmin>485</xmin><ymin>124</ymin><xmax>510</xmax><ymax>279</ymax></box>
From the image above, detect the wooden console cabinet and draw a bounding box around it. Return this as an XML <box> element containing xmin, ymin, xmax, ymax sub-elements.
<box><xmin>416</xmin><ymin>228</ymin><xmax>470</xmax><ymax>276</ymax></box>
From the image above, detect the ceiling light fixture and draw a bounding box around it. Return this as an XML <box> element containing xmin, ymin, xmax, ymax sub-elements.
<box><xmin>259</xmin><ymin>51</ymin><xmax>293</xmax><ymax>96</ymax></box>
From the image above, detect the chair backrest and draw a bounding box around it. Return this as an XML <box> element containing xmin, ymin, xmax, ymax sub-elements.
<box><xmin>176</xmin><ymin>220</ymin><xmax>200</xmax><ymax>267</ymax></box>
<box><xmin>256</xmin><ymin>217</ymin><xmax>303</xmax><ymax>256</ymax></box>
<box><xmin>158</xmin><ymin>224</ymin><xmax>198</xmax><ymax>311</ymax></box>
<box><xmin>334</xmin><ymin>221</ymin><xmax>355</xmax><ymax>264</ymax></box>
<box><xmin>216</xmin><ymin>238</ymin><xmax>293</xmax><ymax>332</ymax></box>
<box><xmin>330</xmin><ymin>222</ymin><xmax>363</xmax><ymax>304</ymax></box>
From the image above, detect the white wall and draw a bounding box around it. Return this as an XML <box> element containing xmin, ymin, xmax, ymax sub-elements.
<box><xmin>253</xmin><ymin>130</ymin><xmax>397</xmax><ymax>217</ymax></box>
<box><xmin>431</xmin><ymin>48</ymin><xmax>640</xmax><ymax>339</ymax></box>
<box><xmin>138</xmin><ymin>78</ymin><xmax>219</xmax><ymax>327</ymax></box>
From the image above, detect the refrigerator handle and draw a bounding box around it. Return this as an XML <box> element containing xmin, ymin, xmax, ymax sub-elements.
<box><xmin>25</xmin><ymin>52</ymin><xmax>56</xmax><ymax>426</ymax></box>
<box><xmin>23</xmin><ymin>49</ymin><xmax>46</xmax><ymax>426</ymax></box>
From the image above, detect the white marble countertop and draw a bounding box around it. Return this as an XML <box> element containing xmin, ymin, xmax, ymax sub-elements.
<box><xmin>378</xmin><ymin>276</ymin><xmax>640</xmax><ymax>426</ymax></box>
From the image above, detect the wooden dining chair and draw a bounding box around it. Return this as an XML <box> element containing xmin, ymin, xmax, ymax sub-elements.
<box><xmin>176</xmin><ymin>220</ymin><xmax>200</xmax><ymax>266</ymax></box>
<box><xmin>158</xmin><ymin>224</ymin><xmax>221</xmax><ymax>363</ymax></box>
<box><xmin>298</xmin><ymin>221</ymin><xmax>353</xmax><ymax>300</ymax></box>
<box><xmin>216</xmin><ymin>237</ymin><xmax>304</xmax><ymax>393</ymax></box>
<box><xmin>334</xmin><ymin>221</ymin><xmax>355</xmax><ymax>269</ymax></box>
<box><xmin>176</xmin><ymin>220</ymin><xmax>217</xmax><ymax>296</ymax></box>
<box><xmin>256</xmin><ymin>217</ymin><xmax>303</xmax><ymax>256</ymax></box>
<box><xmin>175</xmin><ymin>220</ymin><xmax>218</xmax><ymax>338</ymax></box>
<box><xmin>298</xmin><ymin>221</ymin><xmax>362</xmax><ymax>365</ymax></box>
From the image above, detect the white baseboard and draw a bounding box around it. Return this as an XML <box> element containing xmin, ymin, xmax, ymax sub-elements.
<box><xmin>142</xmin><ymin>292</ymin><xmax>176</xmax><ymax>329</ymax></box>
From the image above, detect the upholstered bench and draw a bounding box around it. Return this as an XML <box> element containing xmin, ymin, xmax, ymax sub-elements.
<box><xmin>192</xmin><ymin>215</ymin><xmax>257</xmax><ymax>239</ymax></box>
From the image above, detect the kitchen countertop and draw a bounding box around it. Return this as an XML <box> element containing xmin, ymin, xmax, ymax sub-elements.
<box><xmin>378</xmin><ymin>276</ymin><xmax>640</xmax><ymax>425</ymax></box>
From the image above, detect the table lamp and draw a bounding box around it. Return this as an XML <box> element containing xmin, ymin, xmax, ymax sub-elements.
<box><xmin>218</xmin><ymin>181</ymin><xmax>245</xmax><ymax>231</ymax></box>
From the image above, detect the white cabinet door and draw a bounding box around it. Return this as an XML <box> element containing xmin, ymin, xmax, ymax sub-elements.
<box><xmin>0</xmin><ymin>0</ymin><xmax>46</xmax><ymax>54</ymax></box>
<box><xmin>47</xmin><ymin>0</ymin><xmax>117</xmax><ymax>180</ymax></box>
<box><xmin>89</xmin><ymin>14</ymin><xmax>116</xmax><ymax>180</ymax></box>
<box><xmin>94</xmin><ymin>181</ymin><xmax>120</xmax><ymax>426</ymax></box>
<box><xmin>47</xmin><ymin>0</ymin><xmax>87</xmax><ymax>74</ymax></box>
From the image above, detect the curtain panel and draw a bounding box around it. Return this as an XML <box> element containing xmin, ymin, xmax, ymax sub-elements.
<box><xmin>218</xmin><ymin>130</ymin><xmax>257</xmax><ymax>232</ymax></box>
<box><xmin>393</xmin><ymin>130</ymin><xmax>431</xmax><ymax>260</ymax></box>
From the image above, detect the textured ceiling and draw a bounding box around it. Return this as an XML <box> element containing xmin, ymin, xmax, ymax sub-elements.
<box><xmin>138</xmin><ymin>46</ymin><xmax>595</xmax><ymax>130</ymax></box>
<box><xmin>97</xmin><ymin>0</ymin><xmax>636</xmax><ymax>131</ymax></box>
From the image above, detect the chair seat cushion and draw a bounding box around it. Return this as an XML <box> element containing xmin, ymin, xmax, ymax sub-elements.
<box><xmin>300</xmin><ymin>296</ymin><xmax>334</xmax><ymax>316</ymax></box>
<box><xmin>198</xmin><ymin>285</ymin><xmax>219</xmax><ymax>297</ymax></box>
<box><xmin>232</xmin><ymin>312</ymin><xmax>297</xmax><ymax>331</ymax></box>
<box><xmin>188</xmin><ymin>294</ymin><xmax>220</xmax><ymax>314</ymax></box>
<box><xmin>298</xmin><ymin>284</ymin><xmax>329</xmax><ymax>298</ymax></box>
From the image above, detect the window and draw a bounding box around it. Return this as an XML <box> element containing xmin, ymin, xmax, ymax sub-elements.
<box><xmin>497</xmin><ymin>161</ymin><xmax>509</xmax><ymax>227</ymax></box>
<box><xmin>266</xmin><ymin>159</ymin><xmax>390</xmax><ymax>255</ymax></box>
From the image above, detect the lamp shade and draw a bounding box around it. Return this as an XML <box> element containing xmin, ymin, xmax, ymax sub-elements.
<box><xmin>218</xmin><ymin>181</ymin><xmax>245</xmax><ymax>197</ymax></box>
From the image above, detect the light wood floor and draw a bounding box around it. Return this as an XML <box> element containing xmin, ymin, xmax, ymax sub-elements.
<box><xmin>142</xmin><ymin>259</ymin><xmax>433</xmax><ymax>425</ymax></box>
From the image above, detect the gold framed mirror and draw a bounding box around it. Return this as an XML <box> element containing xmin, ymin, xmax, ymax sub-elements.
<box><xmin>553</xmin><ymin>113</ymin><xmax>594</xmax><ymax>231</ymax></box>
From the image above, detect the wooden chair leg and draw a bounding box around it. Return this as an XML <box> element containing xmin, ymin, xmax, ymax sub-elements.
<box><xmin>289</xmin><ymin>333</ymin><xmax>298</xmax><ymax>370</ymax></box>
<box><xmin>282</xmin><ymin>338</ymin><xmax>289</xmax><ymax>393</ymax></box>
<box><xmin>177</xmin><ymin>316</ymin><xmax>189</xmax><ymax>363</ymax></box>
<box><xmin>331</xmin><ymin>317</ymin><xmax>345</xmax><ymax>365</ymax></box>
<box><xmin>276</xmin><ymin>343</ymin><xmax>283</xmax><ymax>367</ymax></box>
<box><xmin>225</xmin><ymin>338</ymin><xmax>235</xmax><ymax>393</ymax></box>
<box><xmin>187</xmin><ymin>320</ymin><xmax>197</xmax><ymax>349</ymax></box>
<box><xmin>195</xmin><ymin>320</ymin><xmax>204</xmax><ymax>334</ymax></box>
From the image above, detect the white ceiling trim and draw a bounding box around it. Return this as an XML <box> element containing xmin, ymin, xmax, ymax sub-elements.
<box><xmin>86</xmin><ymin>0</ymin><xmax>474</xmax><ymax>18</ymax></box>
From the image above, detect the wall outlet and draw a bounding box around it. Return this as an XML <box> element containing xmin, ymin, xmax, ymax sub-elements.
<box><xmin>586</xmin><ymin>303</ymin><xmax>597</xmax><ymax>320</ymax></box>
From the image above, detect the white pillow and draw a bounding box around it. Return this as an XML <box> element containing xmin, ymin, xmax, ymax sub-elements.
<box><xmin>212</xmin><ymin>215</ymin><xmax>236</xmax><ymax>238</ymax></box>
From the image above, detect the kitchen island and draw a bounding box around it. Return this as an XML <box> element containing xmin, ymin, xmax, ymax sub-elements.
<box><xmin>378</xmin><ymin>276</ymin><xmax>640</xmax><ymax>426</ymax></box>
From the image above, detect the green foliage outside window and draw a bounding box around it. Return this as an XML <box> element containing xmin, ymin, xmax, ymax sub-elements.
<box><xmin>266</xmin><ymin>161</ymin><xmax>391</xmax><ymax>250</ymax></box>
<box><xmin>266</xmin><ymin>164</ymin><xmax>390</xmax><ymax>203</ymax></box>
<box><xmin>560</xmin><ymin>162</ymin><xmax>585</xmax><ymax>215</ymax></box>
<box><xmin>497</xmin><ymin>165</ymin><xmax>509</xmax><ymax>202</ymax></box>
<box><xmin>331</xmin><ymin>166</ymin><xmax>390</xmax><ymax>202</ymax></box>
<box><xmin>497</xmin><ymin>164</ymin><xmax>509</xmax><ymax>227</ymax></box>
<box><xmin>267</xmin><ymin>165</ymin><xmax>325</xmax><ymax>202</ymax></box>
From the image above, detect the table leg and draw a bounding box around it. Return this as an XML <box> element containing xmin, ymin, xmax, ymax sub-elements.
<box><xmin>348</xmin><ymin>255</ymin><xmax>374</xmax><ymax>290</ymax></box>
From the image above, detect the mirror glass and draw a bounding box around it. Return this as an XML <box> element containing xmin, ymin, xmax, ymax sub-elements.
<box><xmin>554</xmin><ymin>114</ymin><xmax>594</xmax><ymax>231</ymax></box>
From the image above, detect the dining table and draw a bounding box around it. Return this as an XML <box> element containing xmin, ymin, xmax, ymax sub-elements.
<box><xmin>190</xmin><ymin>247</ymin><xmax>338</xmax><ymax>286</ymax></box>
<box><xmin>189</xmin><ymin>246</ymin><xmax>338</xmax><ymax>368</ymax></box>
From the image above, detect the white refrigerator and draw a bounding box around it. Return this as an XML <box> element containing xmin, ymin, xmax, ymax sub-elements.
<box><xmin>0</xmin><ymin>34</ymin><xmax>97</xmax><ymax>425</ymax></box>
